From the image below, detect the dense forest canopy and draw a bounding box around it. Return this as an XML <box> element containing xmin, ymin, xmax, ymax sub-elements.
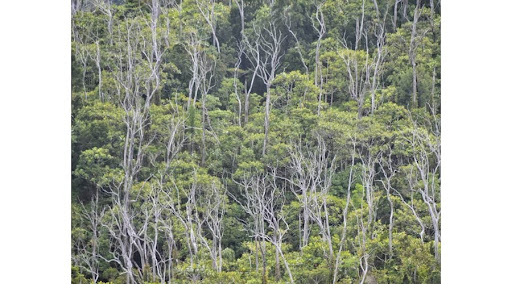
<box><xmin>71</xmin><ymin>0</ymin><xmax>440</xmax><ymax>283</ymax></box>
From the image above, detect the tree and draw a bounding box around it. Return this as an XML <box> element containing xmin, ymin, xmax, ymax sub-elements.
<box><xmin>244</xmin><ymin>4</ymin><xmax>286</xmax><ymax>155</ymax></box>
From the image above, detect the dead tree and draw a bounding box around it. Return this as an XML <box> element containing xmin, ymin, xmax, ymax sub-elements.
<box><xmin>368</xmin><ymin>0</ymin><xmax>388</xmax><ymax>114</ymax></box>
<box><xmin>74</xmin><ymin>193</ymin><xmax>104</xmax><ymax>283</ymax></box>
<box><xmin>394</xmin><ymin>171</ymin><xmax>426</xmax><ymax>242</ymax></box>
<box><xmin>195</xmin><ymin>0</ymin><xmax>221</xmax><ymax>53</ymax></box>
<box><xmin>337</xmin><ymin>45</ymin><xmax>370</xmax><ymax>119</ymax></box>
<box><xmin>312</xmin><ymin>0</ymin><xmax>326</xmax><ymax>115</ymax></box>
<box><xmin>184</xmin><ymin>32</ymin><xmax>203</xmax><ymax>110</ymax></box>
<box><xmin>92</xmin><ymin>0</ymin><xmax>114</xmax><ymax>45</ymax></box>
<box><xmin>377</xmin><ymin>148</ymin><xmax>398</xmax><ymax>259</ymax></box>
<box><xmin>244</xmin><ymin>15</ymin><xmax>285</xmax><ymax>155</ymax></box>
<box><xmin>203</xmin><ymin>182</ymin><xmax>227</xmax><ymax>272</ymax></box>
<box><xmin>156</xmin><ymin>110</ymin><xmax>187</xmax><ymax>283</ymax></box>
<box><xmin>309</xmin><ymin>136</ymin><xmax>337</xmax><ymax>263</ymax></box>
<box><xmin>354</xmin><ymin>0</ymin><xmax>366</xmax><ymax>50</ymax></box>
<box><xmin>352</xmin><ymin>128</ymin><xmax>382</xmax><ymax>283</ymax></box>
<box><xmin>233</xmin><ymin>43</ymin><xmax>243</xmax><ymax>126</ymax></box>
<box><xmin>99</xmin><ymin>16</ymin><xmax>164</xmax><ymax>283</ymax></box>
<box><xmin>264</xmin><ymin>168</ymin><xmax>295</xmax><ymax>283</ymax></box>
<box><xmin>392</xmin><ymin>0</ymin><xmax>401</xmax><ymax>30</ymax></box>
<box><xmin>77</xmin><ymin>43</ymin><xmax>91</xmax><ymax>100</ymax></box>
<box><xmin>284</xmin><ymin>6</ymin><xmax>309</xmax><ymax>75</ymax></box>
<box><xmin>196</xmin><ymin>178</ymin><xmax>227</xmax><ymax>273</ymax></box>
<box><xmin>332</xmin><ymin>139</ymin><xmax>356</xmax><ymax>284</ymax></box>
<box><xmin>234</xmin><ymin>0</ymin><xmax>245</xmax><ymax>33</ymax></box>
<box><xmin>286</xmin><ymin>144</ymin><xmax>314</xmax><ymax>250</ymax></box>
<box><xmin>409</xmin><ymin>123</ymin><xmax>441</xmax><ymax>262</ymax></box>
<box><xmin>409</xmin><ymin>0</ymin><xmax>422</xmax><ymax>108</ymax></box>
<box><xmin>239</xmin><ymin>38</ymin><xmax>260</xmax><ymax>126</ymax></box>
<box><xmin>164</xmin><ymin>173</ymin><xmax>202</xmax><ymax>282</ymax></box>
<box><xmin>285</xmin><ymin>135</ymin><xmax>336</xmax><ymax>262</ymax></box>
<box><xmin>231</xmin><ymin>173</ymin><xmax>269</xmax><ymax>284</ymax></box>
<box><xmin>197</xmin><ymin>52</ymin><xmax>217</xmax><ymax>165</ymax></box>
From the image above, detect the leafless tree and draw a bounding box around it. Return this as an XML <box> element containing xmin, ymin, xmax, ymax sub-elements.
<box><xmin>332</xmin><ymin>139</ymin><xmax>356</xmax><ymax>284</ymax></box>
<box><xmin>200</xmin><ymin>181</ymin><xmax>227</xmax><ymax>272</ymax></box>
<box><xmin>394</xmin><ymin>174</ymin><xmax>426</xmax><ymax>242</ymax></box>
<box><xmin>74</xmin><ymin>193</ymin><xmax>104</xmax><ymax>283</ymax></box>
<box><xmin>409</xmin><ymin>0</ymin><xmax>422</xmax><ymax>107</ymax></box>
<box><xmin>233</xmin><ymin>0</ymin><xmax>245</xmax><ymax>33</ymax></box>
<box><xmin>101</xmin><ymin>182</ymin><xmax>139</xmax><ymax>283</ymax></box>
<box><xmin>244</xmin><ymin>14</ymin><xmax>285</xmax><ymax>155</ymax></box>
<box><xmin>265</xmin><ymin>168</ymin><xmax>295</xmax><ymax>283</ymax></box>
<box><xmin>231</xmin><ymin>169</ymin><xmax>295</xmax><ymax>283</ymax></box>
<box><xmin>231</xmin><ymin>173</ymin><xmax>269</xmax><ymax>284</ymax></box>
<box><xmin>337</xmin><ymin>44</ymin><xmax>369</xmax><ymax>119</ymax></box>
<box><xmin>354</xmin><ymin>0</ymin><xmax>366</xmax><ymax>50</ymax></box>
<box><xmin>73</xmin><ymin>0</ymin><xmax>95</xmax><ymax>14</ymax></box>
<box><xmin>89</xmin><ymin>41</ymin><xmax>105</xmax><ymax>101</ymax></box>
<box><xmin>165</xmin><ymin>174</ymin><xmax>202</xmax><ymax>281</ymax></box>
<box><xmin>338</xmin><ymin>19</ymin><xmax>386</xmax><ymax>119</ymax></box>
<box><xmin>153</xmin><ymin>108</ymin><xmax>187</xmax><ymax>283</ymax></box>
<box><xmin>368</xmin><ymin>0</ymin><xmax>389</xmax><ymax>114</ymax></box>
<box><xmin>352</xmin><ymin>156</ymin><xmax>383</xmax><ymax>283</ymax></box>
<box><xmin>286</xmin><ymin>144</ymin><xmax>315</xmax><ymax>250</ymax></box>
<box><xmin>231</xmin><ymin>1</ymin><xmax>251</xmax><ymax>126</ymax></box>
<box><xmin>145</xmin><ymin>184</ymin><xmax>165</xmax><ymax>282</ymax></box>
<box><xmin>312</xmin><ymin>0</ymin><xmax>326</xmax><ymax>115</ymax></box>
<box><xmin>184</xmin><ymin>32</ymin><xmax>204</xmax><ymax>110</ymax></box>
<box><xmin>161</xmin><ymin>169</ymin><xmax>227</xmax><ymax>279</ymax></box>
<box><xmin>96</xmin><ymin>14</ymin><xmax>165</xmax><ymax>283</ymax></box>
<box><xmin>239</xmin><ymin>37</ymin><xmax>260</xmax><ymax>125</ymax></box>
<box><xmin>392</xmin><ymin>0</ymin><xmax>401</xmax><ymax>30</ymax></box>
<box><xmin>402</xmin><ymin>0</ymin><xmax>409</xmax><ymax>21</ymax></box>
<box><xmin>76</xmin><ymin>43</ymin><xmax>91</xmax><ymax>100</ymax></box>
<box><xmin>377</xmin><ymin>148</ymin><xmax>398</xmax><ymax>258</ymax></box>
<box><xmin>196</xmin><ymin>0</ymin><xmax>221</xmax><ymax>53</ymax></box>
<box><xmin>284</xmin><ymin>134</ymin><xmax>337</xmax><ymax>264</ymax></box>
<box><xmin>310</xmin><ymin>136</ymin><xmax>337</xmax><ymax>262</ymax></box>
<box><xmin>408</xmin><ymin>122</ymin><xmax>441</xmax><ymax>262</ymax></box>
<box><xmin>283</xmin><ymin>7</ymin><xmax>309</xmax><ymax>75</ymax></box>
<box><xmin>197</xmin><ymin>51</ymin><xmax>218</xmax><ymax>165</ymax></box>
<box><xmin>93</xmin><ymin>0</ymin><xmax>115</xmax><ymax>45</ymax></box>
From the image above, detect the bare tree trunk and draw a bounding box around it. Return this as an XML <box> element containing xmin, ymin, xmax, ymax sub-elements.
<box><xmin>94</xmin><ymin>41</ymin><xmax>103</xmax><ymax>101</ymax></box>
<box><xmin>284</xmin><ymin>7</ymin><xmax>309</xmax><ymax>75</ymax></box>
<box><xmin>261</xmin><ymin>241</ymin><xmax>267</xmax><ymax>284</ymax></box>
<box><xmin>332</xmin><ymin>141</ymin><xmax>356</xmax><ymax>284</ymax></box>
<box><xmin>312</xmin><ymin>1</ymin><xmax>326</xmax><ymax>115</ymax></box>
<box><xmin>369</xmin><ymin>2</ymin><xmax>387</xmax><ymax>114</ymax></box>
<box><xmin>393</xmin><ymin>0</ymin><xmax>400</xmax><ymax>30</ymax></box>
<box><xmin>78</xmin><ymin>44</ymin><xmax>89</xmax><ymax>100</ymax></box>
<box><xmin>410</xmin><ymin>0</ymin><xmax>421</xmax><ymax>108</ymax></box>
<box><xmin>403</xmin><ymin>0</ymin><xmax>409</xmax><ymax>21</ymax></box>
<box><xmin>263</xmin><ymin>85</ymin><xmax>271</xmax><ymax>155</ymax></box>
<box><xmin>76</xmin><ymin>192</ymin><xmax>102</xmax><ymax>283</ymax></box>
<box><xmin>196</xmin><ymin>0</ymin><xmax>221</xmax><ymax>53</ymax></box>
<box><xmin>355</xmin><ymin>0</ymin><xmax>366</xmax><ymax>50</ymax></box>
<box><xmin>430</xmin><ymin>67</ymin><xmax>437</xmax><ymax>116</ymax></box>
<box><xmin>234</xmin><ymin>47</ymin><xmax>243</xmax><ymax>126</ymax></box>
<box><xmin>234</xmin><ymin>0</ymin><xmax>245</xmax><ymax>33</ymax></box>
<box><xmin>378</xmin><ymin>150</ymin><xmax>398</xmax><ymax>259</ymax></box>
<box><xmin>244</xmin><ymin>79</ymin><xmax>251</xmax><ymax>125</ymax></box>
<box><xmin>244</xmin><ymin>14</ymin><xmax>284</xmax><ymax>155</ymax></box>
<box><xmin>274</xmin><ymin>234</ymin><xmax>280</xmax><ymax>281</ymax></box>
<box><xmin>186</xmin><ymin>38</ymin><xmax>200</xmax><ymax>110</ymax></box>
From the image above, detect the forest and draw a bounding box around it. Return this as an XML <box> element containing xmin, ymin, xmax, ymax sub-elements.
<box><xmin>71</xmin><ymin>0</ymin><xmax>440</xmax><ymax>283</ymax></box>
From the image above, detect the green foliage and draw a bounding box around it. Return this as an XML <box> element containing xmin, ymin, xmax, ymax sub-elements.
<box><xmin>71</xmin><ymin>0</ymin><xmax>441</xmax><ymax>282</ymax></box>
